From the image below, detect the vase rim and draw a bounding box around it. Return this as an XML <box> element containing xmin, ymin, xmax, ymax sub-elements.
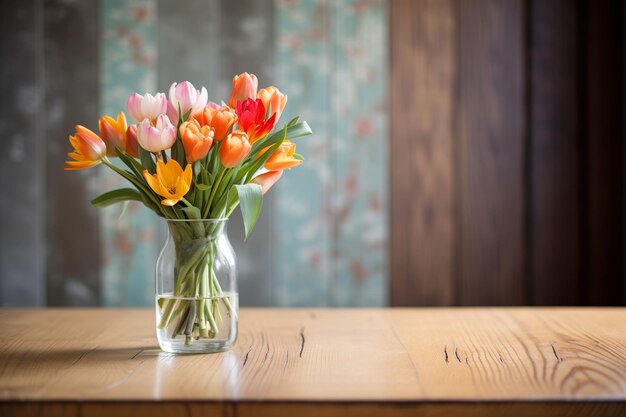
<box><xmin>165</xmin><ymin>217</ymin><xmax>228</xmax><ymax>223</ymax></box>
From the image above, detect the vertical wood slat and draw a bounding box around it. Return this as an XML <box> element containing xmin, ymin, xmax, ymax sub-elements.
<box><xmin>219</xmin><ymin>0</ymin><xmax>277</xmax><ymax>307</ymax></box>
<box><xmin>0</xmin><ymin>0</ymin><xmax>44</xmax><ymax>306</ymax></box>
<box><xmin>274</xmin><ymin>0</ymin><xmax>332</xmax><ymax>306</ymax></box>
<box><xmin>157</xmin><ymin>0</ymin><xmax>286</xmax><ymax>307</ymax></box>
<box><xmin>100</xmin><ymin>0</ymin><xmax>158</xmax><ymax>306</ymax></box>
<box><xmin>390</xmin><ymin>0</ymin><xmax>626</xmax><ymax>307</ymax></box>
<box><xmin>44</xmin><ymin>0</ymin><xmax>101</xmax><ymax>306</ymax></box>
<box><xmin>458</xmin><ymin>0</ymin><xmax>526</xmax><ymax>305</ymax></box>
<box><xmin>328</xmin><ymin>0</ymin><xmax>388</xmax><ymax>306</ymax></box>
<box><xmin>585</xmin><ymin>0</ymin><xmax>624</xmax><ymax>305</ymax></box>
<box><xmin>390</xmin><ymin>0</ymin><xmax>456</xmax><ymax>306</ymax></box>
<box><xmin>530</xmin><ymin>0</ymin><xmax>581</xmax><ymax>305</ymax></box>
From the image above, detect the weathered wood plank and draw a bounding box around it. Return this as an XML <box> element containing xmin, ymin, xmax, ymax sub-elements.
<box><xmin>530</xmin><ymin>0</ymin><xmax>581</xmax><ymax>305</ymax></box>
<box><xmin>390</xmin><ymin>0</ymin><xmax>456</xmax><ymax>306</ymax></box>
<box><xmin>0</xmin><ymin>308</ymin><xmax>624</xmax><ymax>404</ymax></box>
<box><xmin>218</xmin><ymin>0</ymin><xmax>278</xmax><ymax>307</ymax></box>
<box><xmin>0</xmin><ymin>1</ymin><xmax>44</xmax><ymax>306</ymax></box>
<box><xmin>458</xmin><ymin>0</ymin><xmax>526</xmax><ymax>305</ymax></box>
<box><xmin>43</xmin><ymin>0</ymin><xmax>101</xmax><ymax>306</ymax></box>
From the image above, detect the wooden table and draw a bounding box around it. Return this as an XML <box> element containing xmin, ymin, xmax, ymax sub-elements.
<box><xmin>1</xmin><ymin>308</ymin><xmax>625</xmax><ymax>416</ymax></box>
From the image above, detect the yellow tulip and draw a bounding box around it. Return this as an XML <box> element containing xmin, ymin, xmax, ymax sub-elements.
<box><xmin>264</xmin><ymin>141</ymin><xmax>302</xmax><ymax>171</ymax></box>
<box><xmin>143</xmin><ymin>160</ymin><xmax>192</xmax><ymax>206</ymax></box>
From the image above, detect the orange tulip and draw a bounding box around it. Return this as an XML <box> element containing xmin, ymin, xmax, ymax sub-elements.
<box><xmin>257</xmin><ymin>86</ymin><xmax>288</xmax><ymax>125</ymax></box>
<box><xmin>179</xmin><ymin>118</ymin><xmax>214</xmax><ymax>163</ymax></box>
<box><xmin>227</xmin><ymin>72</ymin><xmax>258</xmax><ymax>108</ymax></box>
<box><xmin>264</xmin><ymin>141</ymin><xmax>302</xmax><ymax>171</ymax></box>
<box><xmin>65</xmin><ymin>125</ymin><xmax>107</xmax><ymax>170</ymax></box>
<box><xmin>143</xmin><ymin>159</ymin><xmax>192</xmax><ymax>206</ymax></box>
<box><xmin>252</xmin><ymin>170</ymin><xmax>283</xmax><ymax>194</ymax></box>
<box><xmin>193</xmin><ymin>106</ymin><xmax>237</xmax><ymax>141</ymax></box>
<box><xmin>220</xmin><ymin>131</ymin><xmax>251</xmax><ymax>168</ymax></box>
<box><xmin>98</xmin><ymin>112</ymin><xmax>128</xmax><ymax>156</ymax></box>
<box><xmin>125</xmin><ymin>124</ymin><xmax>140</xmax><ymax>158</ymax></box>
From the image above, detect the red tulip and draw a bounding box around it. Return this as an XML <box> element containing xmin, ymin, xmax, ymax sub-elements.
<box><xmin>236</xmin><ymin>98</ymin><xmax>276</xmax><ymax>144</ymax></box>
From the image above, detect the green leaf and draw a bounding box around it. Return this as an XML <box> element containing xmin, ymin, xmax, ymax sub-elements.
<box><xmin>139</xmin><ymin>147</ymin><xmax>156</xmax><ymax>174</ymax></box>
<box><xmin>116</xmin><ymin>149</ymin><xmax>145</xmax><ymax>177</ymax></box>
<box><xmin>193</xmin><ymin>180</ymin><xmax>211</xmax><ymax>191</ymax></box>
<box><xmin>91</xmin><ymin>188</ymin><xmax>143</xmax><ymax>208</ymax></box>
<box><xmin>173</xmin><ymin>139</ymin><xmax>186</xmax><ymax>167</ymax></box>
<box><xmin>181</xmin><ymin>206</ymin><xmax>205</xmax><ymax>237</ymax></box>
<box><xmin>293</xmin><ymin>152</ymin><xmax>304</xmax><ymax>161</ymax></box>
<box><xmin>287</xmin><ymin>116</ymin><xmax>300</xmax><ymax>127</ymax></box>
<box><xmin>181</xmin><ymin>206</ymin><xmax>201</xmax><ymax>219</ymax></box>
<box><xmin>284</xmin><ymin>120</ymin><xmax>312</xmax><ymax>140</ymax></box>
<box><xmin>251</xmin><ymin>121</ymin><xmax>312</xmax><ymax>155</ymax></box>
<box><xmin>193</xmin><ymin>161</ymin><xmax>202</xmax><ymax>176</ymax></box>
<box><xmin>235</xmin><ymin>183</ymin><xmax>263</xmax><ymax>239</ymax></box>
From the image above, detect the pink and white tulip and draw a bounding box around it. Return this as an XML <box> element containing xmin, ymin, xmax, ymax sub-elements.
<box><xmin>137</xmin><ymin>114</ymin><xmax>177</xmax><ymax>153</ymax></box>
<box><xmin>126</xmin><ymin>92</ymin><xmax>168</xmax><ymax>123</ymax></box>
<box><xmin>168</xmin><ymin>81</ymin><xmax>208</xmax><ymax>118</ymax></box>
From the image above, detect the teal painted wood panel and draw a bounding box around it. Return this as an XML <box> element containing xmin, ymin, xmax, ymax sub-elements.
<box><xmin>98</xmin><ymin>0</ymin><xmax>388</xmax><ymax>307</ymax></box>
<box><xmin>99</xmin><ymin>0</ymin><xmax>159</xmax><ymax>306</ymax></box>
<box><xmin>274</xmin><ymin>0</ymin><xmax>388</xmax><ymax>306</ymax></box>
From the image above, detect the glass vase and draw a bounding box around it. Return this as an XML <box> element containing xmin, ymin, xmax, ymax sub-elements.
<box><xmin>155</xmin><ymin>218</ymin><xmax>238</xmax><ymax>354</ymax></box>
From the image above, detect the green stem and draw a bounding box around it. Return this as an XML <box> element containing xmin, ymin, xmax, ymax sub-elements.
<box><xmin>203</xmin><ymin>168</ymin><xmax>226</xmax><ymax>218</ymax></box>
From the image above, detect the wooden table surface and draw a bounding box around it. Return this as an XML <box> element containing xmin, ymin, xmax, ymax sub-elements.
<box><xmin>1</xmin><ymin>308</ymin><xmax>625</xmax><ymax>416</ymax></box>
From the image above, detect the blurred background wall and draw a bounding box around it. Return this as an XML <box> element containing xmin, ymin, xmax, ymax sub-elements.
<box><xmin>0</xmin><ymin>0</ymin><xmax>624</xmax><ymax>307</ymax></box>
<box><xmin>0</xmin><ymin>0</ymin><xmax>388</xmax><ymax>307</ymax></box>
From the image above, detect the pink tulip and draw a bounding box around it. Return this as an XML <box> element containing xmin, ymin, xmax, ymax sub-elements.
<box><xmin>126</xmin><ymin>92</ymin><xmax>168</xmax><ymax>123</ymax></box>
<box><xmin>137</xmin><ymin>114</ymin><xmax>177</xmax><ymax>153</ymax></box>
<box><xmin>168</xmin><ymin>81</ymin><xmax>208</xmax><ymax>118</ymax></box>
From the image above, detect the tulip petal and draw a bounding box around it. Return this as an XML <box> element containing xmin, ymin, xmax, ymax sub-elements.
<box><xmin>161</xmin><ymin>198</ymin><xmax>181</xmax><ymax>206</ymax></box>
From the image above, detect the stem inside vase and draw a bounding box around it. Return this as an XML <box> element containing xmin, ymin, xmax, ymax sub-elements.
<box><xmin>156</xmin><ymin>219</ymin><xmax>238</xmax><ymax>353</ymax></box>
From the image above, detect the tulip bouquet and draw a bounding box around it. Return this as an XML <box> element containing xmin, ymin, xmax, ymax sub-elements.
<box><xmin>66</xmin><ymin>73</ymin><xmax>311</xmax><ymax>346</ymax></box>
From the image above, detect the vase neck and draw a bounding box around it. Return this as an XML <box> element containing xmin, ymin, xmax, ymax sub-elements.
<box><xmin>166</xmin><ymin>219</ymin><xmax>228</xmax><ymax>241</ymax></box>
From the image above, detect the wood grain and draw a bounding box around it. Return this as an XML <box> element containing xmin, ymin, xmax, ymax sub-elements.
<box><xmin>2</xmin><ymin>401</ymin><xmax>625</xmax><ymax>417</ymax></box>
<box><xmin>530</xmin><ymin>0</ymin><xmax>581</xmax><ymax>305</ymax></box>
<box><xmin>0</xmin><ymin>308</ymin><xmax>624</xmax><ymax>417</ymax></box>
<box><xmin>390</xmin><ymin>0</ymin><xmax>456</xmax><ymax>306</ymax></box>
<box><xmin>458</xmin><ymin>0</ymin><xmax>526</xmax><ymax>305</ymax></box>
